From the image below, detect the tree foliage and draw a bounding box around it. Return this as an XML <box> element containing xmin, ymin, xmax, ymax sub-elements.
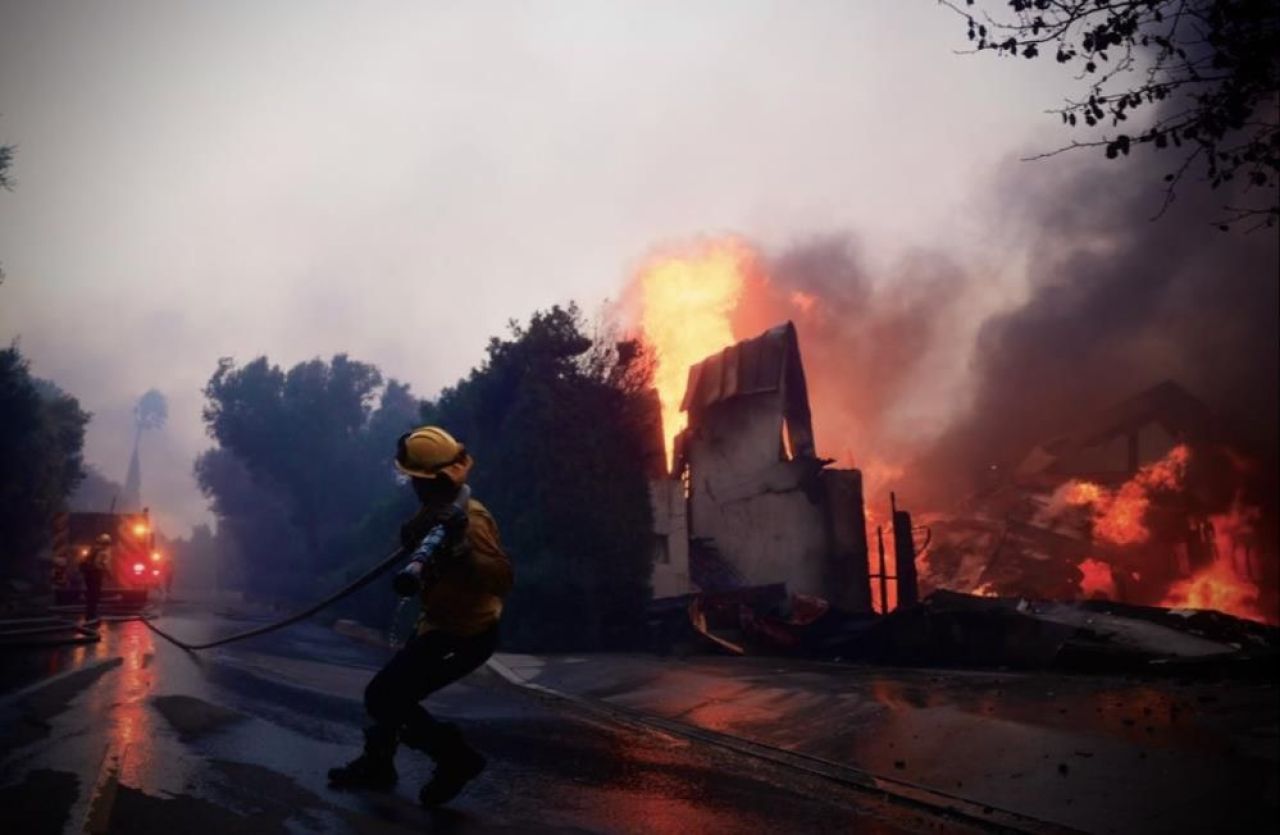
<box><xmin>197</xmin><ymin>354</ymin><xmax>419</xmax><ymax>596</ymax></box>
<box><xmin>135</xmin><ymin>389</ymin><xmax>168</xmax><ymax>431</ymax></box>
<box><xmin>194</xmin><ymin>310</ymin><xmax>663</xmax><ymax>650</ymax></box>
<box><xmin>946</xmin><ymin>0</ymin><xmax>1280</xmax><ymax>226</ymax></box>
<box><xmin>0</xmin><ymin>142</ymin><xmax>12</xmax><ymax>191</ymax></box>
<box><xmin>0</xmin><ymin>346</ymin><xmax>89</xmax><ymax>577</ymax></box>
<box><xmin>422</xmin><ymin>305</ymin><xmax>662</xmax><ymax>651</ymax></box>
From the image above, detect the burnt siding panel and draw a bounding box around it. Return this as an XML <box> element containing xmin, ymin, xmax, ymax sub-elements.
<box><xmin>702</xmin><ymin>351</ymin><xmax>725</xmax><ymax>411</ymax></box>
<box><xmin>755</xmin><ymin>335</ymin><xmax>784</xmax><ymax>397</ymax></box>
<box><xmin>722</xmin><ymin>340</ymin><xmax>741</xmax><ymax>401</ymax></box>
<box><xmin>737</xmin><ymin>334</ymin><xmax>763</xmax><ymax>396</ymax></box>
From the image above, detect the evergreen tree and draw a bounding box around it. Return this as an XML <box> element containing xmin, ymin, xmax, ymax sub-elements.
<box><xmin>0</xmin><ymin>346</ymin><xmax>89</xmax><ymax>578</ymax></box>
<box><xmin>423</xmin><ymin>305</ymin><xmax>659</xmax><ymax>650</ymax></box>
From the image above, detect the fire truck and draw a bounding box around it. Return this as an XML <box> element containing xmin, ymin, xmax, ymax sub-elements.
<box><xmin>51</xmin><ymin>508</ymin><xmax>168</xmax><ymax>609</ymax></box>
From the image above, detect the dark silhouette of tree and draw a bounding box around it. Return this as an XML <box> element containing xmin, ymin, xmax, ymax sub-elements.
<box><xmin>167</xmin><ymin>523</ymin><xmax>222</xmax><ymax>593</ymax></box>
<box><xmin>0</xmin><ymin>346</ymin><xmax>89</xmax><ymax>578</ymax></box>
<box><xmin>194</xmin><ymin>446</ymin><xmax>302</xmax><ymax>596</ymax></box>
<box><xmin>194</xmin><ymin>312</ymin><xmax>662</xmax><ymax>647</ymax></box>
<box><xmin>422</xmin><ymin>305</ymin><xmax>661</xmax><ymax>650</ymax></box>
<box><xmin>0</xmin><ymin>143</ymin><xmax>12</xmax><ymax>191</ymax></box>
<box><xmin>944</xmin><ymin>0</ymin><xmax>1279</xmax><ymax>227</ymax></box>
<box><xmin>122</xmin><ymin>389</ymin><xmax>168</xmax><ymax>510</ymax></box>
<box><xmin>198</xmin><ymin>354</ymin><xmax>419</xmax><ymax>598</ymax></box>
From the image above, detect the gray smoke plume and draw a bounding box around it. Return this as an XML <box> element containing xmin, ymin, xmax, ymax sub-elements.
<box><xmin>920</xmin><ymin>156</ymin><xmax>1279</xmax><ymax>508</ymax></box>
<box><xmin>730</xmin><ymin>235</ymin><xmax>971</xmax><ymax>482</ymax></box>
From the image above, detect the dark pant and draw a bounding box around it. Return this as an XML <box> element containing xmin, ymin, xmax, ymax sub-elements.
<box><xmin>364</xmin><ymin>626</ymin><xmax>497</xmax><ymax>753</ymax></box>
<box><xmin>82</xmin><ymin>569</ymin><xmax>103</xmax><ymax>621</ymax></box>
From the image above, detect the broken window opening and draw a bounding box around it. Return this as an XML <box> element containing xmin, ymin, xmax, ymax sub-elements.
<box><xmin>781</xmin><ymin>417</ymin><xmax>795</xmax><ymax>461</ymax></box>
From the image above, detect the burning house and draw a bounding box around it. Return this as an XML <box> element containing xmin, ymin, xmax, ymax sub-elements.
<box><xmin>650</xmin><ymin>323</ymin><xmax>874</xmax><ymax>615</ymax></box>
<box><xmin>629</xmin><ymin>238</ymin><xmax>1276</xmax><ymax>666</ymax></box>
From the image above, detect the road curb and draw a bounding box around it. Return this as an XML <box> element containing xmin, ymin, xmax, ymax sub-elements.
<box><xmin>0</xmin><ymin>657</ymin><xmax>124</xmax><ymax>709</ymax></box>
<box><xmin>486</xmin><ymin>657</ymin><xmax>1083</xmax><ymax>835</ymax></box>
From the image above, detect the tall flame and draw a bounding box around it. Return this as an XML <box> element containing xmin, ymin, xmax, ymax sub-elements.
<box><xmin>1161</xmin><ymin>499</ymin><xmax>1265</xmax><ymax>622</ymax></box>
<box><xmin>635</xmin><ymin>240</ymin><xmax>751</xmax><ymax>469</ymax></box>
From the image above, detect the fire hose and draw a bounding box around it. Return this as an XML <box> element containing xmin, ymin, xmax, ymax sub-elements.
<box><xmin>138</xmin><ymin>544</ymin><xmax>409</xmax><ymax>651</ymax></box>
<box><xmin>137</xmin><ymin>487</ymin><xmax>470</xmax><ymax>652</ymax></box>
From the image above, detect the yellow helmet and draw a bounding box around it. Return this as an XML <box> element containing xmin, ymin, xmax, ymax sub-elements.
<box><xmin>395</xmin><ymin>426</ymin><xmax>472</xmax><ymax>482</ymax></box>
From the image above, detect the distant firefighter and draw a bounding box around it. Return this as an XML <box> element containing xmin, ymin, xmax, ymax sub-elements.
<box><xmin>328</xmin><ymin>426</ymin><xmax>513</xmax><ymax>808</ymax></box>
<box><xmin>80</xmin><ymin>533</ymin><xmax>112</xmax><ymax>625</ymax></box>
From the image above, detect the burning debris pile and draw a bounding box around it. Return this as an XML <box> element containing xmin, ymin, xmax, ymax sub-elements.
<box><xmin>921</xmin><ymin>382</ymin><xmax>1277</xmax><ymax>626</ymax></box>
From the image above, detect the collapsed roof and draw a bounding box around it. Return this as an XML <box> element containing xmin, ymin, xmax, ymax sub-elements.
<box><xmin>1016</xmin><ymin>380</ymin><xmax>1213</xmax><ymax>483</ymax></box>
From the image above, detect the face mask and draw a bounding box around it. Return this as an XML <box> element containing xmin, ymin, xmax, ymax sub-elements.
<box><xmin>412</xmin><ymin>475</ymin><xmax>459</xmax><ymax>506</ymax></box>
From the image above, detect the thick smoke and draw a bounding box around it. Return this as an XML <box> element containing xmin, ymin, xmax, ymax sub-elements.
<box><xmin>729</xmin><ymin>148</ymin><xmax>1277</xmax><ymax>529</ymax></box>
<box><xmin>731</xmin><ymin>236</ymin><xmax>971</xmax><ymax>496</ymax></box>
<box><xmin>920</xmin><ymin>157</ymin><xmax>1279</xmax><ymax>509</ymax></box>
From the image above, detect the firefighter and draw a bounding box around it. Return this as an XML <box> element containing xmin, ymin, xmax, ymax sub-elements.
<box><xmin>328</xmin><ymin>426</ymin><xmax>513</xmax><ymax>808</ymax></box>
<box><xmin>81</xmin><ymin>533</ymin><xmax>111</xmax><ymax>625</ymax></box>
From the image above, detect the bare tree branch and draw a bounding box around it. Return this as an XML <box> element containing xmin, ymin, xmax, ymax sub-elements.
<box><xmin>940</xmin><ymin>0</ymin><xmax>1280</xmax><ymax>228</ymax></box>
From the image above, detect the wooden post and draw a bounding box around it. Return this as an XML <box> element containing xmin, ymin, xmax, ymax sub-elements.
<box><xmin>876</xmin><ymin>525</ymin><xmax>889</xmax><ymax>615</ymax></box>
<box><xmin>891</xmin><ymin>492</ymin><xmax>919</xmax><ymax>608</ymax></box>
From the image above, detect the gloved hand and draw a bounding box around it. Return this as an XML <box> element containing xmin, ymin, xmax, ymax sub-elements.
<box><xmin>400</xmin><ymin>501</ymin><xmax>469</xmax><ymax>551</ymax></box>
<box><xmin>428</xmin><ymin>504</ymin><xmax>471</xmax><ymax>580</ymax></box>
<box><xmin>393</xmin><ymin>504</ymin><xmax>470</xmax><ymax>596</ymax></box>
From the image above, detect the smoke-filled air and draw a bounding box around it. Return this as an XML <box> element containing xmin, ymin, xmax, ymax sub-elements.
<box><xmin>3</xmin><ymin>2</ymin><xmax>1279</xmax><ymax>830</ymax></box>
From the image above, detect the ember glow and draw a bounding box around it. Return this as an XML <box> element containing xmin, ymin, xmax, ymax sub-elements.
<box><xmin>1093</xmin><ymin>481</ymin><xmax>1152</xmax><ymax>546</ymax></box>
<box><xmin>1052</xmin><ymin>446</ymin><xmax>1272</xmax><ymax>623</ymax></box>
<box><xmin>1162</xmin><ymin>500</ymin><xmax>1266</xmax><ymax>622</ymax></box>
<box><xmin>1078</xmin><ymin>558</ymin><xmax>1117</xmax><ymax>599</ymax></box>
<box><xmin>1163</xmin><ymin>560</ymin><xmax>1263</xmax><ymax>621</ymax></box>
<box><xmin>634</xmin><ymin>240</ymin><xmax>752</xmax><ymax>469</ymax></box>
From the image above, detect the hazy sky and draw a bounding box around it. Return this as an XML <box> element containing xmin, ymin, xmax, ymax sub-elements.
<box><xmin>0</xmin><ymin>1</ymin><xmax>1073</xmax><ymax>534</ymax></box>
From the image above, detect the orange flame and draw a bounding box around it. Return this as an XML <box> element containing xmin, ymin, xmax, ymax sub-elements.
<box><xmin>1163</xmin><ymin>561</ymin><xmax>1263</xmax><ymax>621</ymax></box>
<box><xmin>1060</xmin><ymin>444</ymin><xmax>1192</xmax><ymax>546</ymax></box>
<box><xmin>1078</xmin><ymin>557</ymin><xmax>1116</xmax><ymax>599</ymax></box>
<box><xmin>1162</xmin><ymin>499</ymin><xmax>1266</xmax><ymax>622</ymax></box>
<box><xmin>1093</xmin><ymin>481</ymin><xmax>1151</xmax><ymax>545</ymax></box>
<box><xmin>634</xmin><ymin>239</ymin><xmax>752</xmax><ymax>469</ymax></box>
<box><xmin>1062</xmin><ymin>481</ymin><xmax>1104</xmax><ymax>506</ymax></box>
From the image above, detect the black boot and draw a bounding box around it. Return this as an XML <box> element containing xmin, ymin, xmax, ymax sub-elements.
<box><xmin>402</xmin><ymin>722</ymin><xmax>486</xmax><ymax>807</ymax></box>
<box><xmin>327</xmin><ymin>726</ymin><xmax>398</xmax><ymax>791</ymax></box>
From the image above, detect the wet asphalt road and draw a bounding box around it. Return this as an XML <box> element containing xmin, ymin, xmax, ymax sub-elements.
<box><xmin>0</xmin><ymin>606</ymin><xmax>973</xmax><ymax>834</ymax></box>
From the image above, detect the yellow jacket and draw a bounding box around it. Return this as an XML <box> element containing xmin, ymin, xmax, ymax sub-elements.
<box><xmin>407</xmin><ymin>498</ymin><xmax>513</xmax><ymax>637</ymax></box>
